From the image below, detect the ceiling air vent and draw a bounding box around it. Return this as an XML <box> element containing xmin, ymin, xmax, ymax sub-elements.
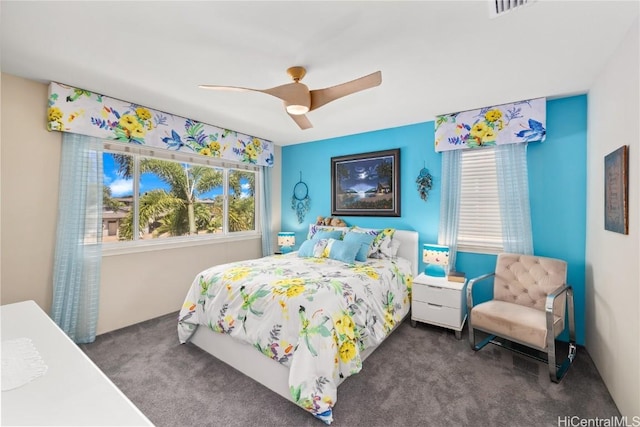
<box><xmin>489</xmin><ymin>0</ymin><xmax>535</xmax><ymax>18</ymax></box>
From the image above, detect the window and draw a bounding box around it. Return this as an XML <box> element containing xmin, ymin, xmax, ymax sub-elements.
<box><xmin>457</xmin><ymin>148</ymin><xmax>503</xmax><ymax>253</ymax></box>
<box><xmin>101</xmin><ymin>144</ymin><xmax>258</xmax><ymax>245</ymax></box>
<box><xmin>440</xmin><ymin>143</ymin><xmax>533</xmax><ymax>256</ymax></box>
<box><xmin>228</xmin><ymin>169</ymin><xmax>256</xmax><ymax>232</ymax></box>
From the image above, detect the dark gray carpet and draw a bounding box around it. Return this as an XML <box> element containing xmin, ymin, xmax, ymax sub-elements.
<box><xmin>81</xmin><ymin>312</ymin><xmax>619</xmax><ymax>427</ymax></box>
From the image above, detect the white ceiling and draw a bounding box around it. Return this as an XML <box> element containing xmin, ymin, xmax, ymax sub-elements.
<box><xmin>2</xmin><ymin>1</ymin><xmax>638</xmax><ymax>146</ymax></box>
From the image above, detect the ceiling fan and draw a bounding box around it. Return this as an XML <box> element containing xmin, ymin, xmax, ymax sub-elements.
<box><xmin>199</xmin><ymin>67</ymin><xmax>382</xmax><ymax>130</ymax></box>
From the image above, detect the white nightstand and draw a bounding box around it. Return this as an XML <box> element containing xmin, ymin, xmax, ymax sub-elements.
<box><xmin>411</xmin><ymin>273</ymin><xmax>468</xmax><ymax>339</ymax></box>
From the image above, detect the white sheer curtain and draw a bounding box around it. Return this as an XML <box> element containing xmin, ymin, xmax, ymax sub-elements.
<box><xmin>439</xmin><ymin>143</ymin><xmax>533</xmax><ymax>262</ymax></box>
<box><xmin>495</xmin><ymin>142</ymin><xmax>534</xmax><ymax>254</ymax></box>
<box><xmin>260</xmin><ymin>166</ymin><xmax>274</xmax><ymax>256</ymax></box>
<box><xmin>438</xmin><ymin>150</ymin><xmax>462</xmax><ymax>270</ymax></box>
<box><xmin>51</xmin><ymin>133</ymin><xmax>103</xmax><ymax>344</ymax></box>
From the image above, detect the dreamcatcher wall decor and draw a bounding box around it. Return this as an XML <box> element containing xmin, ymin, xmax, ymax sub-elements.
<box><xmin>291</xmin><ymin>171</ymin><xmax>311</xmax><ymax>223</ymax></box>
<box><xmin>416</xmin><ymin>164</ymin><xmax>433</xmax><ymax>202</ymax></box>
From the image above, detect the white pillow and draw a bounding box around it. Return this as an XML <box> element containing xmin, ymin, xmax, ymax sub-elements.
<box><xmin>380</xmin><ymin>238</ymin><xmax>401</xmax><ymax>258</ymax></box>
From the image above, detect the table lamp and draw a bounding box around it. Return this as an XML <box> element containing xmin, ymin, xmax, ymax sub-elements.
<box><xmin>277</xmin><ymin>232</ymin><xmax>296</xmax><ymax>254</ymax></box>
<box><xmin>423</xmin><ymin>243</ymin><xmax>450</xmax><ymax>277</ymax></box>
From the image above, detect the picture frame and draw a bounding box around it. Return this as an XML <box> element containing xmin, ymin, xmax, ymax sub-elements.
<box><xmin>604</xmin><ymin>145</ymin><xmax>629</xmax><ymax>234</ymax></box>
<box><xmin>331</xmin><ymin>148</ymin><xmax>400</xmax><ymax>217</ymax></box>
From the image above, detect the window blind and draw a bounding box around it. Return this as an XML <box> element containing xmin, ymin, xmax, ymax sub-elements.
<box><xmin>457</xmin><ymin>148</ymin><xmax>503</xmax><ymax>253</ymax></box>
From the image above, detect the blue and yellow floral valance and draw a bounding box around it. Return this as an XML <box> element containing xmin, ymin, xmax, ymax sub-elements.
<box><xmin>47</xmin><ymin>82</ymin><xmax>274</xmax><ymax>167</ymax></box>
<box><xmin>434</xmin><ymin>97</ymin><xmax>546</xmax><ymax>152</ymax></box>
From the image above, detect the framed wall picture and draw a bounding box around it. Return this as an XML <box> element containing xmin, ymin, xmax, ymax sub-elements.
<box><xmin>331</xmin><ymin>148</ymin><xmax>400</xmax><ymax>217</ymax></box>
<box><xmin>604</xmin><ymin>145</ymin><xmax>629</xmax><ymax>234</ymax></box>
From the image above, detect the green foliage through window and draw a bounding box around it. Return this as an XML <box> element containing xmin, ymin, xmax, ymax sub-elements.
<box><xmin>102</xmin><ymin>151</ymin><xmax>257</xmax><ymax>242</ymax></box>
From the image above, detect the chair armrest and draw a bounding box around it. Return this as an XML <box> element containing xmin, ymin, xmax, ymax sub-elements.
<box><xmin>466</xmin><ymin>272</ymin><xmax>495</xmax><ymax>310</ymax></box>
<box><xmin>545</xmin><ymin>284</ymin><xmax>576</xmax><ymax>347</ymax></box>
<box><xmin>545</xmin><ymin>284</ymin><xmax>572</xmax><ymax>315</ymax></box>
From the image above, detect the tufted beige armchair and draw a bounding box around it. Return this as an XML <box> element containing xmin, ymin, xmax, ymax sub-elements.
<box><xmin>467</xmin><ymin>253</ymin><xmax>576</xmax><ymax>382</ymax></box>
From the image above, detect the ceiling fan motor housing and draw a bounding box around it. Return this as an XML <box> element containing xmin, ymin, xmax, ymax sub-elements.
<box><xmin>282</xmin><ymin>82</ymin><xmax>311</xmax><ymax>115</ymax></box>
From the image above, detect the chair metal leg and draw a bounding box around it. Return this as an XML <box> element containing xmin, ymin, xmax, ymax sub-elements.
<box><xmin>547</xmin><ymin>337</ymin><xmax>558</xmax><ymax>382</ymax></box>
<box><xmin>468</xmin><ymin>321</ymin><xmax>494</xmax><ymax>351</ymax></box>
<box><xmin>552</xmin><ymin>342</ymin><xmax>577</xmax><ymax>382</ymax></box>
<box><xmin>547</xmin><ymin>287</ymin><xmax>577</xmax><ymax>383</ymax></box>
<box><xmin>467</xmin><ymin>273</ymin><xmax>496</xmax><ymax>351</ymax></box>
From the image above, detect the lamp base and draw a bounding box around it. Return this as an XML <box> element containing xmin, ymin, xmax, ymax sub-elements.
<box><xmin>425</xmin><ymin>264</ymin><xmax>446</xmax><ymax>277</ymax></box>
<box><xmin>281</xmin><ymin>246</ymin><xmax>293</xmax><ymax>254</ymax></box>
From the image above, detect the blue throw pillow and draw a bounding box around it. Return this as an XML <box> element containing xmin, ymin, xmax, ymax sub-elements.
<box><xmin>343</xmin><ymin>232</ymin><xmax>376</xmax><ymax>262</ymax></box>
<box><xmin>312</xmin><ymin>230</ymin><xmax>344</xmax><ymax>241</ymax></box>
<box><xmin>325</xmin><ymin>239</ymin><xmax>361</xmax><ymax>264</ymax></box>
<box><xmin>298</xmin><ymin>239</ymin><xmax>328</xmax><ymax>258</ymax></box>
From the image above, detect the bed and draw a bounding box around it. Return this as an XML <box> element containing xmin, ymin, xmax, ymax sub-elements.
<box><xmin>178</xmin><ymin>225</ymin><xmax>418</xmax><ymax>424</ymax></box>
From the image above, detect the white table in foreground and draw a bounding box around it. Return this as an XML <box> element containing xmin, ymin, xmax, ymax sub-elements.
<box><xmin>1</xmin><ymin>300</ymin><xmax>153</xmax><ymax>426</ymax></box>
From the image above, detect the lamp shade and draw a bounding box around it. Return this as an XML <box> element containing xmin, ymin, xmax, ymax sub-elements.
<box><xmin>422</xmin><ymin>244</ymin><xmax>449</xmax><ymax>277</ymax></box>
<box><xmin>277</xmin><ymin>232</ymin><xmax>296</xmax><ymax>253</ymax></box>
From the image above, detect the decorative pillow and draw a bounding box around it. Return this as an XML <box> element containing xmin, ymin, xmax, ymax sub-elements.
<box><xmin>307</xmin><ymin>224</ymin><xmax>348</xmax><ymax>240</ymax></box>
<box><xmin>376</xmin><ymin>236</ymin><xmax>401</xmax><ymax>259</ymax></box>
<box><xmin>323</xmin><ymin>239</ymin><xmax>361</xmax><ymax>264</ymax></box>
<box><xmin>297</xmin><ymin>239</ymin><xmax>329</xmax><ymax>258</ymax></box>
<box><xmin>343</xmin><ymin>231</ymin><xmax>376</xmax><ymax>262</ymax></box>
<box><xmin>349</xmin><ymin>226</ymin><xmax>396</xmax><ymax>258</ymax></box>
<box><xmin>312</xmin><ymin>230</ymin><xmax>344</xmax><ymax>241</ymax></box>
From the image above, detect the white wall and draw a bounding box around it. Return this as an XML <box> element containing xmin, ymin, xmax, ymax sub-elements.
<box><xmin>0</xmin><ymin>73</ymin><xmax>282</xmax><ymax>334</ymax></box>
<box><xmin>586</xmin><ymin>18</ymin><xmax>640</xmax><ymax>416</ymax></box>
<box><xmin>98</xmin><ymin>238</ymin><xmax>262</xmax><ymax>333</ymax></box>
<box><xmin>1</xmin><ymin>74</ymin><xmax>61</xmax><ymax>310</ymax></box>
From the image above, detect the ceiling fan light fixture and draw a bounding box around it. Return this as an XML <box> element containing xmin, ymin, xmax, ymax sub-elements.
<box><xmin>285</xmin><ymin>104</ymin><xmax>309</xmax><ymax>115</ymax></box>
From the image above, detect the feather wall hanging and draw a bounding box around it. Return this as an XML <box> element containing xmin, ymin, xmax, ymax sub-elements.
<box><xmin>416</xmin><ymin>165</ymin><xmax>433</xmax><ymax>202</ymax></box>
<box><xmin>291</xmin><ymin>171</ymin><xmax>311</xmax><ymax>223</ymax></box>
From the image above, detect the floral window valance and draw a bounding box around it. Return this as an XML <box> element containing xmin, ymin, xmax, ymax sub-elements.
<box><xmin>47</xmin><ymin>82</ymin><xmax>274</xmax><ymax>167</ymax></box>
<box><xmin>434</xmin><ymin>97</ymin><xmax>546</xmax><ymax>152</ymax></box>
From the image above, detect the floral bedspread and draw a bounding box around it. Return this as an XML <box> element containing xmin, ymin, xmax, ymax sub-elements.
<box><xmin>177</xmin><ymin>253</ymin><xmax>413</xmax><ymax>424</ymax></box>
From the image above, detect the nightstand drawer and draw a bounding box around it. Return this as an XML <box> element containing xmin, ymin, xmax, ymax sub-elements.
<box><xmin>413</xmin><ymin>282</ymin><xmax>461</xmax><ymax>308</ymax></box>
<box><xmin>411</xmin><ymin>301</ymin><xmax>462</xmax><ymax>328</ymax></box>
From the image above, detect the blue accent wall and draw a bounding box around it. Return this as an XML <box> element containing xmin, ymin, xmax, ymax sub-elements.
<box><xmin>281</xmin><ymin>95</ymin><xmax>587</xmax><ymax>344</ymax></box>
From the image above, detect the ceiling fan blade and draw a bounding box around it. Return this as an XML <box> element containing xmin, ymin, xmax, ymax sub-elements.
<box><xmin>288</xmin><ymin>113</ymin><xmax>313</xmax><ymax>130</ymax></box>
<box><xmin>262</xmin><ymin>82</ymin><xmax>310</xmax><ymax>109</ymax></box>
<box><xmin>200</xmin><ymin>82</ymin><xmax>311</xmax><ymax>111</ymax></box>
<box><xmin>198</xmin><ymin>84</ymin><xmax>258</xmax><ymax>92</ymax></box>
<box><xmin>309</xmin><ymin>71</ymin><xmax>382</xmax><ymax>112</ymax></box>
<box><xmin>201</xmin><ymin>67</ymin><xmax>376</xmax><ymax>127</ymax></box>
